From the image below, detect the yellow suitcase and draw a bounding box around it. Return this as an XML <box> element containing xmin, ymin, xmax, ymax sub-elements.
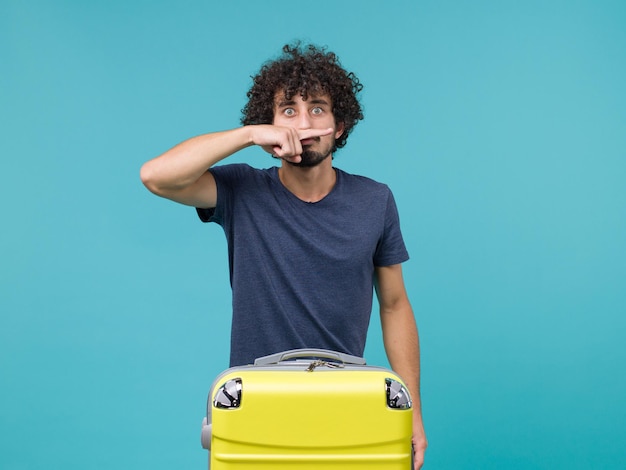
<box><xmin>200</xmin><ymin>349</ymin><xmax>413</xmax><ymax>469</ymax></box>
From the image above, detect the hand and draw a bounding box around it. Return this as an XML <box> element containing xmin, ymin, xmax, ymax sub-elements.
<box><xmin>249</xmin><ymin>125</ymin><xmax>334</xmax><ymax>163</ymax></box>
<box><xmin>412</xmin><ymin>426</ymin><xmax>428</xmax><ymax>469</ymax></box>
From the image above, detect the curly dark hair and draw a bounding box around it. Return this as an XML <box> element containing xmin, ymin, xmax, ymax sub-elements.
<box><xmin>241</xmin><ymin>43</ymin><xmax>364</xmax><ymax>152</ymax></box>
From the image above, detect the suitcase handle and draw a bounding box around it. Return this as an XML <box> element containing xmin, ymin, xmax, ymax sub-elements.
<box><xmin>254</xmin><ymin>348</ymin><xmax>367</xmax><ymax>366</ymax></box>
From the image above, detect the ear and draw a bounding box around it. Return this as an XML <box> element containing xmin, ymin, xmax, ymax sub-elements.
<box><xmin>335</xmin><ymin>122</ymin><xmax>345</xmax><ymax>139</ymax></box>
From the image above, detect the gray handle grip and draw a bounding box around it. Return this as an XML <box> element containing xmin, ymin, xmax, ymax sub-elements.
<box><xmin>254</xmin><ymin>348</ymin><xmax>366</xmax><ymax>366</ymax></box>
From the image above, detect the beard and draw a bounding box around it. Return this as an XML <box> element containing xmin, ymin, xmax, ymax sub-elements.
<box><xmin>287</xmin><ymin>137</ymin><xmax>335</xmax><ymax>168</ymax></box>
<box><xmin>290</xmin><ymin>149</ymin><xmax>331</xmax><ymax>168</ymax></box>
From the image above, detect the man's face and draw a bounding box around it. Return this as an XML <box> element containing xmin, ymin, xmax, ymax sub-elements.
<box><xmin>272</xmin><ymin>91</ymin><xmax>344</xmax><ymax>167</ymax></box>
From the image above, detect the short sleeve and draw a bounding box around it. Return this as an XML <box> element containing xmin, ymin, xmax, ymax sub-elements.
<box><xmin>373</xmin><ymin>190</ymin><xmax>409</xmax><ymax>267</ymax></box>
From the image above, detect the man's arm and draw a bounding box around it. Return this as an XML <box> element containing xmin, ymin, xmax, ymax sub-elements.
<box><xmin>140</xmin><ymin>125</ymin><xmax>333</xmax><ymax>207</ymax></box>
<box><xmin>375</xmin><ymin>264</ymin><xmax>427</xmax><ymax>469</ymax></box>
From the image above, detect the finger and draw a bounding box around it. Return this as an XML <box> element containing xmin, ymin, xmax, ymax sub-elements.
<box><xmin>413</xmin><ymin>448</ymin><xmax>425</xmax><ymax>469</ymax></box>
<box><xmin>279</xmin><ymin>150</ymin><xmax>302</xmax><ymax>163</ymax></box>
<box><xmin>284</xmin><ymin>129</ymin><xmax>302</xmax><ymax>157</ymax></box>
<box><xmin>274</xmin><ymin>151</ymin><xmax>302</xmax><ymax>164</ymax></box>
<box><xmin>261</xmin><ymin>144</ymin><xmax>278</xmax><ymax>156</ymax></box>
<box><xmin>255</xmin><ymin>126</ymin><xmax>298</xmax><ymax>156</ymax></box>
<box><xmin>297</xmin><ymin>127</ymin><xmax>334</xmax><ymax>140</ymax></box>
<box><xmin>281</xmin><ymin>129</ymin><xmax>303</xmax><ymax>159</ymax></box>
<box><xmin>284</xmin><ymin>155</ymin><xmax>302</xmax><ymax>163</ymax></box>
<box><xmin>272</xmin><ymin>142</ymin><xmax>302</xmax><ymax>162</ymax></box>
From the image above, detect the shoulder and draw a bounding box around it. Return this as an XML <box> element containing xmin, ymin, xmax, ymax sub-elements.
<box><xmin>335</xmin><ymin>168</ymin><xmax>393</xmax><ymax>199</ymax></box>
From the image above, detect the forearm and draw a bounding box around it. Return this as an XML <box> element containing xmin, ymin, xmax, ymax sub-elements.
<box><xmin>140</xmin><ymin>127</ymin><xmax>253</xmax><ymax>194</ymax></box>
<box><xmin>380</xmin><ymin>303</ymin><xmax>423</xmax><ymax>420</ymax></box>
<box><xmin>380</xmin><ymin>302</ymin><xmax>427</xmax><ymax>469</ymax></box>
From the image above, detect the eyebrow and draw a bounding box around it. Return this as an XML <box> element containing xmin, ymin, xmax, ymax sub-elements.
<box><xmin>275</xmin><ymin>97</ymin><xmax>331</xmax><ymax>108</ymax></box>
<box><xmin>276</xmin><ymin>98</ymin><xmax>296</xmax><ymax>108</ymax></box>
<box><xmin>308</xmin><ymin>97</ymin><xmax>330</xmax><ymax>106</ymax></box>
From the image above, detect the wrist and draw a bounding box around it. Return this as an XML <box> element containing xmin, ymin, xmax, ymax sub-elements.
<box><xmin>242</xmin><ymin>125</ymin><xmax>259</xmax><ymax>147</ymax></box>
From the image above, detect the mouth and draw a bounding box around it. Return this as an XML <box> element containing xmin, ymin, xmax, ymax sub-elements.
<box><xmin>300</xmin><ymin>137</ymin><xmax>320</xmax><ymax>146</ymax></box>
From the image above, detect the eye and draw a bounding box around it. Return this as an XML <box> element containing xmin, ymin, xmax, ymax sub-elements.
<box><xmin>284</xmin><ymin>108</ymin><xmax>296</xmax><ymax>116</ymax></box>
<box><xmin>311</xmin><ymin>107</ymin><xmax>323</xmax><ymax>115</ymax></box>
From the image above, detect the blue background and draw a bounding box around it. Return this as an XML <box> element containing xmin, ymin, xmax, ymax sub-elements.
<box><xmin>2</xmin><ymin>0</ymin><xmax>625</xmax><ymax>468</ymax></box>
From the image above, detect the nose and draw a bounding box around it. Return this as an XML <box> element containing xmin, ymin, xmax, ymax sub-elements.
<box><xmin>296</xmin><ymin>112</ymin><xmax>311</xmax><ymax>129</ymax></box>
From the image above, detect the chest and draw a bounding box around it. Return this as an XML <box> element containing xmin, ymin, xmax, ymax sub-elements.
<box><xmin>230</xmin><ymin>190</ymin><xmax>385</xmax><ymax>267</ymax></box>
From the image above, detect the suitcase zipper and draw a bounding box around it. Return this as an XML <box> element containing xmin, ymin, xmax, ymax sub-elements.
<box><xmin>305</xmin><ymin>360</ymin><xmax>345</xmax><ymax>372</ymax></box>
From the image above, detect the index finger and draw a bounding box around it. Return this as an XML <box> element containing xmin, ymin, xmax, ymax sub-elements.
<box><xmin>297</xmin><ymin>127</ymin><xmax>334</xmax><ymax>140</ymax></box>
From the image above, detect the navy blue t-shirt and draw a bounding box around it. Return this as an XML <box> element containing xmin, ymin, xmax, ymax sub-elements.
<box><xmin>197</xmin><ymin>164</ymin><xmax>409</xmax><ymax>366</ymax></box>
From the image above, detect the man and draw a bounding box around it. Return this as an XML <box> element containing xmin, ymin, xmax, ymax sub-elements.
<box><xmin>140</xmin><ymin>43</ymin><xmax>427</xmax><ymax>468</ymax></box>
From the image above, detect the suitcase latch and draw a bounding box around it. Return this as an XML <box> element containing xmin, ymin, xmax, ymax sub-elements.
<box><xmin>213</xmin><ymin>378</ymin><xmax>243</xmax><ymax>409</ymax></box>
<box><xmin>385</xmin><ymin>378</ymin><xmax>412</xmax><ymax>409</ymax></box>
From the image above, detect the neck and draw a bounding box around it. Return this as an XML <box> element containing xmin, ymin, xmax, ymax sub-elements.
<box><xmin>278</xmin><ymin>158</ymin><xmax>336</xmax><ymax>203</ymax></box>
